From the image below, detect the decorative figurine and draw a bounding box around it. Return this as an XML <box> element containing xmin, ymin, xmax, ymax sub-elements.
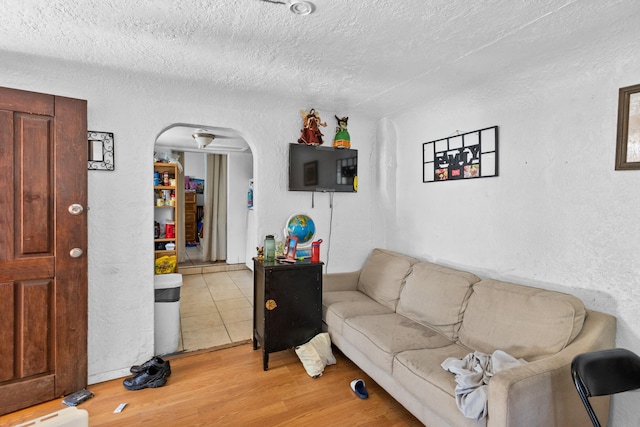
<box><xmin>333</xmin><ymin>115</ymin><xmax>350</xmax><ymax>149</ymax></box>
<box><xmin>256</xmin><ymin>246</ymin><xmax>264</xmax><ymax>261</ymax></box>
<box><xmin>298</xmin><ymin>108</ymin><xmax>327</xmax><ymax>146</ymax></box>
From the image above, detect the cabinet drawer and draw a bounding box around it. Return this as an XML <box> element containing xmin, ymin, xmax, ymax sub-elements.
<box><xmin>185</xmin><ymin>212</ymin><xmax>196</xmax><ymax>223</ymax></box>
<box><xmin>184</xmin><ymin>192</ymin><xmax>196</xmax><ymax>203</ymax></box>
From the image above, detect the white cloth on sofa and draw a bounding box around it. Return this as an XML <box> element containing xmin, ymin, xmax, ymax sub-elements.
<box><xmin>441</xmin><ymin>350</ymin><xmax>527</xmax><ymax>420</ymax></box>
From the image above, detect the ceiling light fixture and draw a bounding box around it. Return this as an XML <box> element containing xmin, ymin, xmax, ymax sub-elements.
<box><xmin>289</xmin><ymin>1</ymin><xmax>315</xmax><ymax>15</ymax></box>
<box><xmin>192</xmin><ymin>131</ymin><xmax>215</xmax><ymax>149</ymax></box>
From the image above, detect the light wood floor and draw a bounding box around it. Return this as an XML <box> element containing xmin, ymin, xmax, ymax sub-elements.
<box><xmin>1</xmin><ymin>342</ymin><xmax>422</xmax><ymax>426</ymax></box>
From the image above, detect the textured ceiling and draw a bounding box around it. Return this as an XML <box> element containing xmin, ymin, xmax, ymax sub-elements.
<box><xmin>1</xmin><ymin>0</ymin><xmax>638</xmax><ymax>123</ymax></box>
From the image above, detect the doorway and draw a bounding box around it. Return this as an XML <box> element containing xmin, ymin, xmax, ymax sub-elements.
<box><xmin>154</xmin><ymin>123</ymin><xmax>254</xmax><ymax>354</ymax></box>
<box><xmin>181</xmin><ymin>151</ymin><xmax>207</xmax><ymax>267</ymax></box>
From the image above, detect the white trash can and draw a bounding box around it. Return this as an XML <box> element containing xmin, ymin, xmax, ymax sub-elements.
<box><xmin>154</xmin><ymin>273</ymin><xmax>182</xmax><ymax>356</ymax></box>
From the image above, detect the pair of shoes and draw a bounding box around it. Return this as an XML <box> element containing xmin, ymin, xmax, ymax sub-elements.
<box><xmin>350</xmin><ymin>379</ymin><xmax>368</xmax><ymax>399</ymax></box>
<box><xmin>123</xmin><ymin>365</ymin><xmax>167</xmax><ymax>391</ymax></box>
<box><xmin>123</xmin><ymin>356</ymin><xmax>171</xmax><ymax>391</ymax></box>
<box><xmin>130</xmin><ymin>356</ymin><xmax>171</xmax><ymax>377</ymax></box>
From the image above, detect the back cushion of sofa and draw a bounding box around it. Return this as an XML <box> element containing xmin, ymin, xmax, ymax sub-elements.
<box><xmin>396</xmin><ymin>262</ymin><xmax>480</xmax><ymax>340</ymax></box>
<box><xmin>356</xmin><ymin>248</ymin><xmax>420</xmax><ymax>310</ymax></box>
<box><xmin>459</xmin><ymin>279</ymin><xmax>586</xmax><ymax>360</ymax></box>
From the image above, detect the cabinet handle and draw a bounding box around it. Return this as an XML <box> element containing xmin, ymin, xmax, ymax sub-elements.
<box><xmin>265</xmin><ymin>299</ymin><xmax>277</xmax><ymax>310</ymax></box>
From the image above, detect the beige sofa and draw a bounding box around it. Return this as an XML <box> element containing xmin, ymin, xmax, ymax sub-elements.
<box><xmin>322</xmin><ymin>249</ymin><xmax>616</xmax><ymax>427</ymax></box>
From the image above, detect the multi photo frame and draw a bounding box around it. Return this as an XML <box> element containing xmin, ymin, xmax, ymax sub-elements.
<box><xmin>423</xmin><ymin>126</ymin><xmax>498</xmax><ymax>183</ymax></box>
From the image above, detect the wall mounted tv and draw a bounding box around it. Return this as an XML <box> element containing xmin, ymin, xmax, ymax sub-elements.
<box><xmin>288</xmin><ymin>143</ymin><xmax>357</xmax><ymax>192</ymax></box>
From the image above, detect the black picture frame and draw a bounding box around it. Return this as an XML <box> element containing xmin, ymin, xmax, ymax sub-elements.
<box><xmin>88</xmin><ymin>131</ymin><xmax>115</xmax><ymax>171</ymax></box>
<box><xmin>422</xmin><ymin>126</ymin><xmax>498</xmax><ymax>183</ymax></box>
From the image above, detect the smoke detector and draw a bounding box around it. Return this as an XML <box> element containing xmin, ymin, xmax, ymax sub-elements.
<box><xmin>289</xmin><ymin>1</ymin><xmax>315</xmax><ymax>15</ymax></box>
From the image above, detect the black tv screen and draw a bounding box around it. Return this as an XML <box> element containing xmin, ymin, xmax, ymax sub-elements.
<box><xmin>289</xmin><ymin>143</ymin><xmax>357</xmax><ymax>192</ymax></box>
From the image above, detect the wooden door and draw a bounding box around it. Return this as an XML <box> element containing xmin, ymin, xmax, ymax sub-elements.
<box><xmin>0</xmin><ymin>87</ymin><xmax>88</xmax><ymax>415</ymax></box>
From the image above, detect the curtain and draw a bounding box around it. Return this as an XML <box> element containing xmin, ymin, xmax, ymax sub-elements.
<box><xmin>202</xmin><ymin>154</ymin><xmax>227</xmax><ymax>262</ymax></box>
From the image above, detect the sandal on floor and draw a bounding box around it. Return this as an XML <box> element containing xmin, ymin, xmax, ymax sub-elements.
<box><xmin>350</xmin><ymin>379</ymin><xmax>368</xmax><ymax>399</ymax></box>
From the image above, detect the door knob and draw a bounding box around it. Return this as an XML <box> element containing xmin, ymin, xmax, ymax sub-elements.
<box><xmin>68</xmin><ymin>204</ymin><xmax>84</xmax><ymax>215</ymax></box>
<box><xmin>70</xmin><ymin>248</ymin><xmax>83</xmax><ymax>258</ymax></box>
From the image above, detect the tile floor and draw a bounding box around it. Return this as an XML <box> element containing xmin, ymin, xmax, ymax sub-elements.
<box><xmin>177</xmin><ymin>244</ymin><xmax>254</xmax><ymax>352</ymax></box>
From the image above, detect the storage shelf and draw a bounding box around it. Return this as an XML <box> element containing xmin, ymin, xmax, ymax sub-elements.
<box><xmin>154</xmin><ymin>162</ymin><xmax>179</xmax><ymax>274</ymax></box>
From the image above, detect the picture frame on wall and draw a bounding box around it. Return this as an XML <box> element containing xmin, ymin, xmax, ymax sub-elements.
<box><xmin>615</xmin><ymin>83</ymin><xmax>640</xmax><ymax>170</ymax></box>
<box><xmin>422</xmin><ymin>126</ymin><xmax>498</xmax><ymax>183</ymax></box>
<box><xmin>88</xmin><ymin>131</ymin><xmax>115</xmax><ymax>171</ymax></box>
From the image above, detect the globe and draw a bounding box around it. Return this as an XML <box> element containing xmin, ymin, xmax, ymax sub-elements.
<box><xmin>285</xmin><ymin>213</ymin><xmax>316</xmax><ymax>247</ymax></box>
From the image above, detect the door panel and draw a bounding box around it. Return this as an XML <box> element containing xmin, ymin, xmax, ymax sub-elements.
<box><xmin>0</xmin><ymin>282</ymin><xmax>14</xmax><ymax>382</ymax></box>
<box><xmin>0</xmin><ymin>87</ymin><xmax>87</xmax><ymax>415</ymax></box>
<box><xmin>20</xmin><ymin>280</ymin><xmax>53</xmax><ymax>377</ymax></box>
<box><xmin>15</xmin><ymin>113</ymin><xmax>54</xmax><ymax>255</ymax></box>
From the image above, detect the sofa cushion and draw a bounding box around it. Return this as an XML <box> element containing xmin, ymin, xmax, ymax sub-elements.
<box><xmin>397</xmin><ymin>262</ymin><xmax>480</xmax><ymax>340</ymax></box>
<box><xmin>323</xmin><ymin>291</ymin><xmax>394</xmax><ymax>335</ymax></box>
<box><xmin>356</xmin><ymin>248</ymin><xmax>420</xmax><ymax>310</ymax></box>
<box><xmin>342</xmin><ymin>313</ymin><xmax>454</xmax><ymax>374</ymax></box>
<box><xmin>458</xmin><ymin>279</ymin><xmax>586</xmax><ymax>360</ymax></box>
<box><xmin>393</xmin><ymin>344</ymin><xmax>478</xmax><ymax>427</ymax></box>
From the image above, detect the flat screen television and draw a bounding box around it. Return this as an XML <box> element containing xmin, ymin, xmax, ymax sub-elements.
<box><xmin>288</xmin><ymin>143</ymin><xmax>357</xmax><ymax>192</ymax></box>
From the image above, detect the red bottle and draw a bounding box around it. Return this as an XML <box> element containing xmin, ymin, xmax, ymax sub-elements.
<box><xmin>311</xmin><ymin>239</ymin><xmax>322</xmax><ymax>262</ymax></box>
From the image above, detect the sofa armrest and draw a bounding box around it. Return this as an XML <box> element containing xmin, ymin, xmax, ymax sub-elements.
<box><xmin>487</xmin><ymin>310</ymin><xmax>616</xmax><ymax>427</ymax></box>
<box><xmin>323</xmin><ymin>270</ymin><xmax>361</xmax><ymax>292</ymax></box>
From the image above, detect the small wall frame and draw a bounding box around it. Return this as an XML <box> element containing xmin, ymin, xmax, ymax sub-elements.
<box><xmin>88</xmin><ymin>131</ymin><xmax>114</xmax><ymax>171</ymax></box>
<box><xmin>615</xmin><ymin>83</ymin><xmax>640</xmax><ymax>170</ymax></box>
<box><xmin>423</xmin><ymin>126</ymin><xmax>498</xmax><ymax>183</ymax></box>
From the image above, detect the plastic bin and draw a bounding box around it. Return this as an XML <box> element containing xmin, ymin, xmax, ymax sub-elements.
<box><xmin>154</xmin><ymin>273</ymin><xmax>182</xmax><ymax>355</ymax></box>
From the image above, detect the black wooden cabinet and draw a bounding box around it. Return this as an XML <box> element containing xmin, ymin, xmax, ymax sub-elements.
<box><xmin>252</xmin><ymin>258</ymin><xmax>323</xmax><ymax>370</ymax></box>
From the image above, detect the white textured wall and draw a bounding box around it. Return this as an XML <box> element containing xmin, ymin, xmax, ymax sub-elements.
<box><xmin>227</xmin><ymin>152</ymin><xmax>253</xmax><ymax>264</ymax></box>
<box><xmin>183</xmin><ymin>151</ymin><xmax>205</xmax><ymax>180</ymax></box>
<box><xmin>386</xmin><ymin>32</ymin><xmax>640</xmax><ymax>426</ymax></box>
<box><xmin>0</xmin><ymin>52</ymin><xmax>381</xmax><ymax>384</ymax></box>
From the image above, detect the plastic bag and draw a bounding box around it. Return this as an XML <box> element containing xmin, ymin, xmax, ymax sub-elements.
<box><xmin>155</xmin><ymin>255</ymin><xmax>177</xmax><ymax>274</ymax></box>
<box><xmin>295</xmin><ymin>332</ymin><xmax>336</xmax><ymax>378</ymax></box>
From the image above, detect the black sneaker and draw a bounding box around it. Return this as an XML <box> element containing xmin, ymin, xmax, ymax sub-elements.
<box><xmin>123</xmin><ymin>365</ymin><xmax>167</xmax><ymax>391</ymax></box>
<box><xmin>130</xmin><ymin>356</ymin><xmax>171</xmax><ymax>378</ymax></box>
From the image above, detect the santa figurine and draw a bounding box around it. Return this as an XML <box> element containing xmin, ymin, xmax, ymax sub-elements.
<box><xmin>298</xmin><ymin>108</ymin><xmax>327</xmax><ymax>145</ymax></box>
